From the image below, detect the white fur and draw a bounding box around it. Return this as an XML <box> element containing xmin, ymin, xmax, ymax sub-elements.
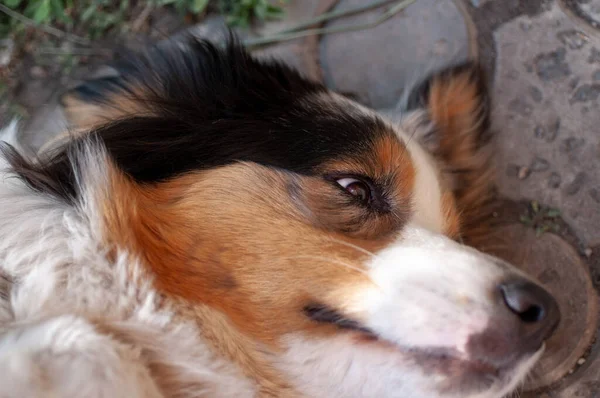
<box><xmin>280</xmin><ymin>334</ymin><xmax>541</xmax><ymax>398</ymax></box>
<box><xmin>0</xmin><ymin>122</ymin><xmax>255</xmax><ymax>398</ymax></box>
<box><xmin>404</xmin><ymin>138</ymin><xmax>445</xmax><ymax>233</ymax></box>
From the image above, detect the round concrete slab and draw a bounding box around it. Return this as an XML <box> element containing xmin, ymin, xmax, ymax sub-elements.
<box><xmin>551</xmin><ymin>342</ymin><xmax>600</xmax><ymax>397</ymax></box>
<box><xmin>250</xmin><ymin>0</ymin><xmax>339</xmax><ymax>82</ymax></box>
<box><xmin>320</xmin><ymin>0</ymin><xmax>472</xmax><ymax>109</ymax></box>
<box><xmin>487</xmin><ymin>223</ymin><xmax>598</xmax><ymax>392</ymax></box>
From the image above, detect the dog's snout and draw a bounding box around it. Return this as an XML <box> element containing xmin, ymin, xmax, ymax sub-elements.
<box><xmin>499</xmin><ymin>279</ymin><xmax>560</xmax><ymax>346</ymax></box>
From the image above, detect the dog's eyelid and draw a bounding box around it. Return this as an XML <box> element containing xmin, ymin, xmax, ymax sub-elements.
<box><xmin>323</xmin><ymin>173</ymin><xmax>391</xmax><ymax>212</ymax></box>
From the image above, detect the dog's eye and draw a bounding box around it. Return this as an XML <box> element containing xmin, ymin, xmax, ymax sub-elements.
<box><xmin>336</xmin><ymin>177</ymin><xmax>371</xmax><ymax>204</ymax></box>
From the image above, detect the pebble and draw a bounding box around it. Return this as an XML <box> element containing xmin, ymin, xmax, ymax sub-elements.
<box><xmin>577</xmin><ymin>358</ymin><xmax>586</xmax><ymax>366</ymax></box>
<box><xmin>518</xmin><ymin>166</ymin><xmax>530</xmax><ymax>180</ymax></box>
<box><xmin>584</xmin><ymin>248</ymin><xmax>593</xmax><ymax>257</ymax></box>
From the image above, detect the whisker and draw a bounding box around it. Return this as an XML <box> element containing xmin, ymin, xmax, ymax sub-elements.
<box><xmin>325</xmin><ymin>236</ymin><xmax>378</xmax><ymax>259</ymax></box>
<box><xmin>291</xmin><ymin>255</ymin><xmax>370</xmax><ymax>277</ymax></box>
<box><xmin>283</xmin><ymin>254</ymin><xmax>381</xmax><ymax>290</ymax></box>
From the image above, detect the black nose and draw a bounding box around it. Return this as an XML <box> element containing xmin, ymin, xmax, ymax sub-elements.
<box><xmin>499</xmin><ymin>279</ymin><xmax>560</xmax><ymax>348</ymax></box>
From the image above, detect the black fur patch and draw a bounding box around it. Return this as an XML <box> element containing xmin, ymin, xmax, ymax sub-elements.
<box><xmin>59</xmin><ymin>35</ymin><xmax>389</xmax><ymax>184</ymax></box>
<box><xmin>1</xmin><ymin>143</ymin><xmax>76</xmax><ymax>204</ymax></box>
<box><xmin>7</xmin><ymin>36</ymin><xmax>394</xmax><ymax>204</ymax></box>
<box><xmin>303</xmin><ymin>303</ymin><xmax>375</xmax><ymax>335</ymax></box>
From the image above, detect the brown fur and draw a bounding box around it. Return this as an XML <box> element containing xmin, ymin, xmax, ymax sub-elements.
<box><xmin>427</xmin><ymin>67</ymin><xmax>495</xmax><ymax>248</ymax></box>
<box><xmin>95</xmin><ymin>129</ymin><xmax>425</xmax><ymax>392</ymax></box>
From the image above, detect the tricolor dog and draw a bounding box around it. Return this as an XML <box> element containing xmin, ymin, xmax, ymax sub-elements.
<box><xmin>0</xmin><ymin>36</ymin><xmax>559</xmax><ymax>397</ymax></box>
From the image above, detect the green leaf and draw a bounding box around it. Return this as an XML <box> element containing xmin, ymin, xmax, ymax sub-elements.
<box><xmin>102</xmin><ymin>13</ymin><xmax>119</xmax><ymax>28</ymax></box>
<box><xmin>33</xmin><ymin>0</ymin><xmax>51</xmax><ymax>23</ymax></box>
<box><xmin>190</xmin><ymin>0</ymin><xmax>209</xmax><ymax>14</ymax></box>
<box><xmin>266</xmin><ymin>4</ymin><xmax>284</xmax><ymax>13</ymax></box>
<box><xmin>546</xmin><ymin>208</ymin><xmax>561</xmax><ymax>218</ymax></box>
<box><xmin>531</xmin><ymin>200</ymin><xmax>539</xmax><ymax>213</ymax></box>
<box><xmin>81</xmin><ymin>4</ymin><xmax>96</xmax><ymax>23</ymax></box>
<box><xmin>535</xmin><ymin>225</ymin><xmax>549</xmax><ymax>237</ymax></box>
<box><xmin>4</xmin><ymin>0</ymin><xmax>23</xmax><ymax>8</ymax></box>
<box><xmin>49</xmin><ymin>0</ymin><xmax>63</xmax><ymax>13</ymax></box>
<box><xmin>519</xmin><ymin>215</ymin><xmax>532</xmax><ymax>226</ymax></box>
<box><xmin>174</xmin><ymin>0</ymin><xmax>187</xmax><ymax>14</ymax></box>
<box><xmin>265</xmin><ymin>7</ymin><xmax>284</xmax><ymax>19</ymax></box>
<box><xmin>254</xmin><ymin>3</ymin><xmax>267</xmax><ymax>20</ymax></box>
<box><xmin>23</xmin><ymin>0</ymin><xmax>41</xmax><ymax>18</ymax></box>
<box><xmin>50</xmin><ymin>0</ymin><xmax>70</xmax><ymax>23</ymax></box>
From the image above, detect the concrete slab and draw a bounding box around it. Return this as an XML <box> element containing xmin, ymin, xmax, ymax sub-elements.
<box><xmin>493</xmin><ymin>1</ymin><xmax>600</xmax><ymax>247</ymax></box>
<box><xmin>247</xmin><ymin>0</ymin><xmax>338</xmax><ymax>82</ymax></box>
<box><xmin>320</xmin><ymin>0</ymin><xmax>472</xmax><ymax>109</ymax></box>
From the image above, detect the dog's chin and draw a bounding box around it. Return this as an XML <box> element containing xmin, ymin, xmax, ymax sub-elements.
<box><xmin>280</xmin><ymin>329</ymin><xmax>542</xmax><ymax>398</ymax></box>
<box><xmin>356</xmin><ymin>330</ymin><xmax>543</xmax><ymax>397</ymax></box>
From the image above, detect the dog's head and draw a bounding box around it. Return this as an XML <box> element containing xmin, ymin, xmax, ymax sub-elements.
<box><xmin>9</xmin><ymin>37</ymin><xmax>559</xmax><ymax>397</ymax></box>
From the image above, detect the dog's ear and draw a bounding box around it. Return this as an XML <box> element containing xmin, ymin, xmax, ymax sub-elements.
<box><xmin>409</xmin><ymin>63</ymin><xmax>496</xmax><ymax>248</ymax></box>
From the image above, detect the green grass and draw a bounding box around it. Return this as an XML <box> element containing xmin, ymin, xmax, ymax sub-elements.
<box><xmin>519</xmin><ymin>201</ymin><xmax>562</xmax><ymax>237</ymax></box>
<box><xmin>0</xmin><ymin>0</ymin><xmax>288</xmax><ymax>42</ymax></box>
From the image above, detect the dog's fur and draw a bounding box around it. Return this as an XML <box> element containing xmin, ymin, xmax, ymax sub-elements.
<box><xmin>0</xmin><ymin>37</ymin><xmax>557</xmax><ymax>397</ymax></box>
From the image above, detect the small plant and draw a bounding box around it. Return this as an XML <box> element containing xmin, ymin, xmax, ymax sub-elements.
<box><xmin>519</xmin><ymin>201</ymin><xmax>562</xmax><ymax>237</ymax></box>
<box><xmin>153</xmin><ymin>0</ymin><xmax>211</xmax><ymax>15</ymax></box>
<box><xmin>3</xmin><ymin>0</ymin><xmax>70</xmax><ymax>26</ymax></box>
<box><xmin>219</xmin><ymin>0</ymin><xmax>287</xmax><ymax>27</ymax></box>
<box><xmin>0</xmin><ymin>0</ymin><xmax>289</xmax><ymax>42</ymax></box>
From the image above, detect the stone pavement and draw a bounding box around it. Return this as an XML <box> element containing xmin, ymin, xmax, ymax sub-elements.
<box><xmin>12</xmin><ymin>0</ymin><xmax>600</xmax><ymax>396</ymax></box>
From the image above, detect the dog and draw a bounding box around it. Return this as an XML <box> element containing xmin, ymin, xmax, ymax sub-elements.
<box><xmin>0</xmin><ymin>36</ymin><xmax>559</xmax><ymax>397</ymax></box>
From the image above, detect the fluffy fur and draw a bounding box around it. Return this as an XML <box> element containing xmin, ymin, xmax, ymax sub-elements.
<box><xmin>0</xmin><ymin>37</ymin><xmax>559</xmax><ymax>398</ymax></box>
